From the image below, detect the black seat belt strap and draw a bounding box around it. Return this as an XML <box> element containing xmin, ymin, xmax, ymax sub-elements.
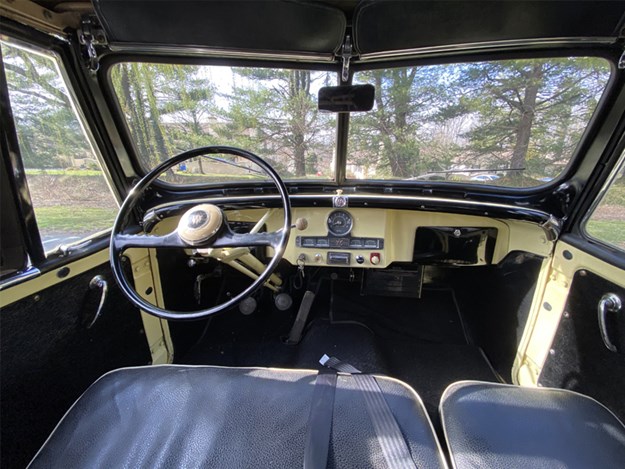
<box><xmin>320</xmin><ymin>355</ymin><xmax>418</xmax><ymax>469</ymax></box>
<box><xmin>304</xmin><ymin>370</ymin><xmax>337</xmax><ymax>469</ymax></box>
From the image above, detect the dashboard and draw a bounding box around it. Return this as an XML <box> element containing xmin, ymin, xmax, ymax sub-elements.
<box><xmin>222</xmin><ymin>206</ymin><xmax>554</xmax><ymax>268</ymax></box>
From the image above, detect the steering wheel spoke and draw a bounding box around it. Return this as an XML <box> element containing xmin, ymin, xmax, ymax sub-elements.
<box><xmin>212</xmin><ymin>229</ymin><xmax>282</xmax><ymax>249</ymax></box>
<box><xmin>113</xmin><ymin>231</ymin><xmax>185</xmax><ymax>251</ymax></box>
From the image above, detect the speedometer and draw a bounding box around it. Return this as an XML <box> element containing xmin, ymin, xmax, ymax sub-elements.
<box><xmin>327</xmin><ymin>210</ymin><xmax>353</xmax><ymax>237</ymax></box>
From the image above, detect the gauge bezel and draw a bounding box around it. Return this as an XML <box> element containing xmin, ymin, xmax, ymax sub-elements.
<box><xmin>326</xmin><ymin>209</ymin><xmax>353</xmax><ymax>237</ymax></box>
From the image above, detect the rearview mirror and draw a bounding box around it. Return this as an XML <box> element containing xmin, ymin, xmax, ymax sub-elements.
<box><xmin>318</xmin><ymin>84</ymin><xmax>375</xmax><ymax>113</ymax></box>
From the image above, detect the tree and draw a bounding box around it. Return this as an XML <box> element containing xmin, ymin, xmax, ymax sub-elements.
<box><xmin>3</xmin><ymin>42</ymin><xmax>92</xmax><ymax>169</ymax></box>
<box><xmin>347</xmin><ymin>58</ymin><xmax>608</xmax><ymax>183</ymax></box>
<box><xmin>111</xmin><ymin>63</ymin><xmax>173</xmax><ymax>168</ymax></box>
<box><xmin>447</xmin><ymin>58</ymin><xmax>608</xmax><ymax>182</ymax></box>
<box><xmin>217</xmin><ymin>69</ymin><xmax>334</xmax><ymax>177</ymax></box>
<box><xmin>349</xmin><ymin>66</ymin><xmax>452</xmax><ymax>178</ymax></box>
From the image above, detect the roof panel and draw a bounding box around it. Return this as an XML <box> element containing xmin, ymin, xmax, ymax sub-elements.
<box><xmin>354</xmin><ymin>1</ymin><xmax>625</xmax><ymax>55</ymax></box>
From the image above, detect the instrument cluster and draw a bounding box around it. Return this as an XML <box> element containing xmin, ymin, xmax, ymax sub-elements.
<box><xmin>295</xmin><ymin>209</ymin><xmax>384</xmax><ymax>266</ymax></box>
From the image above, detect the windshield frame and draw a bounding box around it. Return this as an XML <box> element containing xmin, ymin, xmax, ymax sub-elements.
<box><xmin>99</xmin><ymin>47</ymin><xmax>618</xmax><ymax>194</ymax></box>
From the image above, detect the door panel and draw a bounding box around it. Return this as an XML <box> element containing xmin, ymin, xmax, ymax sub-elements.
<box><xmin>539</xmin><ymin>269</ymin><xmax>625</xmax><ymax>421</ymax></box>
<box><xmin>0</xmin><ymin>27</ymin><xmax>179</xmax><ymax>469</ymax></box>
<box><xmin>514</xmin><ymin>240</ymin><xmax>625</xmax><ymax>423</ymax></box>
<box><xmin>0</xmin><ymin>258</ymin><xmax>151</xmax><ymax>468</ymax></box>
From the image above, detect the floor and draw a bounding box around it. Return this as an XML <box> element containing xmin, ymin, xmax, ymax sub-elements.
<box><xmin>178</xmin><ymin>279</ymin><xmax>499</xmax><ymax>428</ymax></box>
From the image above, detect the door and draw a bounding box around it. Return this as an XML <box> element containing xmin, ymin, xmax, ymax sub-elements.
<box><xmin>514</xmin><ymin>139</ymin><xmax>625</xmax><ymax>424</ymax></box>
<box><xmin>0</xmin><ymin>35</ymin><xmax>167</xmax><ymax>467</ymax></box>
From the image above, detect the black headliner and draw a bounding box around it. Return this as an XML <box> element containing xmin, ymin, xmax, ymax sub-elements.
<box><xmin>89</xmin><ymin>0</ymin><xmax>625</xmax><ymax>57</ymax></box>
<box><xmin>354</xmin><ymin>1</ymin><xmax>625</xmax><ymax>55</ymax></box>
<box><xmin>93</xmin><ymin>0</ymin><xmax>347</xmax><ymax>56</ymax></box>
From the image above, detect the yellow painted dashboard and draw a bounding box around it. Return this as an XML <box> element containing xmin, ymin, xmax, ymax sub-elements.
<box><xmin>220</xmin><ymin>207</ymin><xmax>554</xmax><ymax>268</ymax></box>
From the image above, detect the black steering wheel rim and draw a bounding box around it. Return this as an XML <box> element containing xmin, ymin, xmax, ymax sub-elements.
<box><xmin>110</xmin><ymin>146</ymin><xmax>292</xmax><ymax>320</ymax></box>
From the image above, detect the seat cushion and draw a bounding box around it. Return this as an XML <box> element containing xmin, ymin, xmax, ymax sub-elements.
<box><xmin>440</xmin><ymin>381</ymin><xmax>625</xmax><ymax>469</ymax></box>
<box><xmin>29</xmin><ymin>365</ymin><xmax>446</xmax><ymax>468</ymax></box>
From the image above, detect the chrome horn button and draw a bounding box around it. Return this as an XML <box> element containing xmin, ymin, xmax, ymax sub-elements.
<box><xmin>177</xmin><ymin>204</ymin><xmax>224</xmax><ymax>246</ymax></box>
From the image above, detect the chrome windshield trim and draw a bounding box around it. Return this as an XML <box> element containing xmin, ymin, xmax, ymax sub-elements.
<box><xmin>358</xmin><ymin>37</ymin><xmax>617</xmax><ymax>62</ymax></box>
<box><xmin>0</xmin><ymin>3</ymin><xmax>77</xmax><ymax>38</ymax></box>
<box><xmin>107</xmin><ymin>43</ymin><xmax>335</xmax><ymax>62</ymax></box>
<box><xmin>0</xmin><ymin>267</ymin><xmax>41</xmax><ymax>292</ymax></box>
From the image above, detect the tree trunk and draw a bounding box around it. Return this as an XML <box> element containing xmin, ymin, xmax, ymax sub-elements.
<box><xmin>289</xmin><ymin>70</ymin><xmax>310</xmax><ymax>177</ymax></box>
<box><xmin>144</xmin><ymin>71</ymin><xmax>169</xmax><ymax>161</ymax></box>
<box><xmin>553</xmin><ymin>108</ymin><xmax>572</xmax><ymax>164</ymax></box>
<box><xmin>294</xmin><ymin>136</ymin><xmax>306</xmax><ymax>177</ymax></box>
<box><xmin>510</xmin><ymin>63</ymin><xmax>543</xmax><ymax>179</ymax></box>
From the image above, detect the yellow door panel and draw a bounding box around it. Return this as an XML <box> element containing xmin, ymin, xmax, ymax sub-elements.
<box><xmin>514</xmin><ymin>241</ymin><xmax>625</xmax><ymax>386</ymax></box>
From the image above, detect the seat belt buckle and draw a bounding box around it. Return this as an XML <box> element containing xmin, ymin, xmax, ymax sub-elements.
<box><xmin>319</xmin><ymin>354</ymin><xmax>331</xmax><ymax>367</ymax></box>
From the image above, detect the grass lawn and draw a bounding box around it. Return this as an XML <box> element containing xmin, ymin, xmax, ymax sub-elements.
<box><xmin>603</xmin><ymin>183</ymin><xmax>625</xmax><ymax>205</ymax></box>
<box><xmin>35</xmin><ymin>206</ymin><xmax>118</xmax><ymax>233</ymax></box>
<box><xmin>586</xmin><ymin>219</ymin><xmax>625</xmax><ymax>249</ymax></box>
<box><xmin>26</xmin><ymin>169</ymin><xmax>105</xmax><ymax>177</ymax></box>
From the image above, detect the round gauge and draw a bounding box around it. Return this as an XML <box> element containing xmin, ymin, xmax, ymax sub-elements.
<box><xmin>327</xmin><ymin>210</ymin><xmax>353</xmax><ymax>237</ymax></box>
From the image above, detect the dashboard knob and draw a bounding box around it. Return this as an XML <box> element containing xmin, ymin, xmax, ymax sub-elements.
<box><xmin>356</xmin><ymin>255</ymin><xmax>365</xmax><ymax>264</ymax></box>
<box><xmin>294</xmin><ymin>218</ymin><xmax>308</xmax><ymax>230</ymax></box>
<box><xmin>370</xmin><ymin>253</ymin><xmax>380</xmax><ymax>265</ymax></box>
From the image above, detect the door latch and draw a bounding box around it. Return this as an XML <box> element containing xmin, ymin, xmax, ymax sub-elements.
<box><xmin>86</xmin><ymin>275</ymin><xmax>108</xmax><ymax>328</ymax></box>
<box><xmin>598</xmin><ymin>293</ymin><xmax>622</xmax><ymax>352</ymax></box>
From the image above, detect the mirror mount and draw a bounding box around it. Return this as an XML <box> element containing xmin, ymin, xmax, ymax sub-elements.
<box><xmin>340</xmin><ymin>35</ymin><xmax>354</xmax><ymax>82</ymax></box>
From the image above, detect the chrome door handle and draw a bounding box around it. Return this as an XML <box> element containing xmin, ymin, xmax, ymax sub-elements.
<box><xmin>598</xmin><ymin>293</ymin><xmax>622</xmax><ymax>352</ymax></box>
<box><xmin>87</xmin><ymin>275</ymin><xmax>108</xmax><ymax>329</ymax></box>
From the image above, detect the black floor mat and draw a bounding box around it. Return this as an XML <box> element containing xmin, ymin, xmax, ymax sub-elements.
<box><xmin>331</xmin><ymin>283</ymin><xmax>469</xmax><ymax>344</ymax></box>
<box><xmin>295</xmin><ymin>320</ymin><xmax>387</xmax><ymax>372</ymax></box>
<box><xmin>178</xmin><ymin>281</ymin><xmax>498</xmax><ymax>426</ymax></box>
<box><xmin>382</xmin><ymin>341</ymin><xmax>497</xmax><ymax>426</ymax></box>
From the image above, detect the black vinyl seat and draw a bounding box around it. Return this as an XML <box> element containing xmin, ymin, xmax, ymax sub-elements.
<box><xmin>440</xmin><ymin>380</ymin><xmax>625</xmax><ymax>469</ymax></box>
<box><xmin>28</xmin><ymin>365</ymin><xmax>447</xmax><ymax>468</ymax></box>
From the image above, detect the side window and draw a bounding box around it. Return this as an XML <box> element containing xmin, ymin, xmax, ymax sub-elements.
<box><xmin>1</xmin><ymin>39</ymin><xmax>118</xmax><ymax>254</ymax></box>
<box><xmin>585</xmin><ymin>151</ymin><xmax>625</xmax><ymax>251</ymax></box>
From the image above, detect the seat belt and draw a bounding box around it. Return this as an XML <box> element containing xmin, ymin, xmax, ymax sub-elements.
<box><xmin>320</xmin><ymin>355</ymin><xmax>418</xmax><ymax>469</ymax></box>
<box><xmin>304</xmin><ymin>370</ymin><xmax>337</xmax><ymax>469</ymax></box>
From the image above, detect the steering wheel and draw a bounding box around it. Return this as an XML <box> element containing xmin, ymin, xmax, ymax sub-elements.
<box><xmin>110</xmin><ymin>146</ymin><xmax>292</xmax><ymax>320</ymax></box>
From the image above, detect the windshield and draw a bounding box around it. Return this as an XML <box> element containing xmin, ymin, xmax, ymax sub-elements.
<box><xmin>111</xmin><ymin>57</ymin><xmax>610</xmax><ymax>187</ymax></box>
<box><xmin>110</xmin><ymin>64</ymin><xmax>337</xmax><ymax>183</ymax></box>
<box><xmin>349</xmin><ymin>58</ymin><xmax>610</xmax><ymax>186</ymax></box>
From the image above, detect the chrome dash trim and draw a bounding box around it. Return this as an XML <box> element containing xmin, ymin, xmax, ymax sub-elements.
<box><xmin>149</xmin><ymin>193</ymin><xmax>552</xmax><ymax>221</ymax></box>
